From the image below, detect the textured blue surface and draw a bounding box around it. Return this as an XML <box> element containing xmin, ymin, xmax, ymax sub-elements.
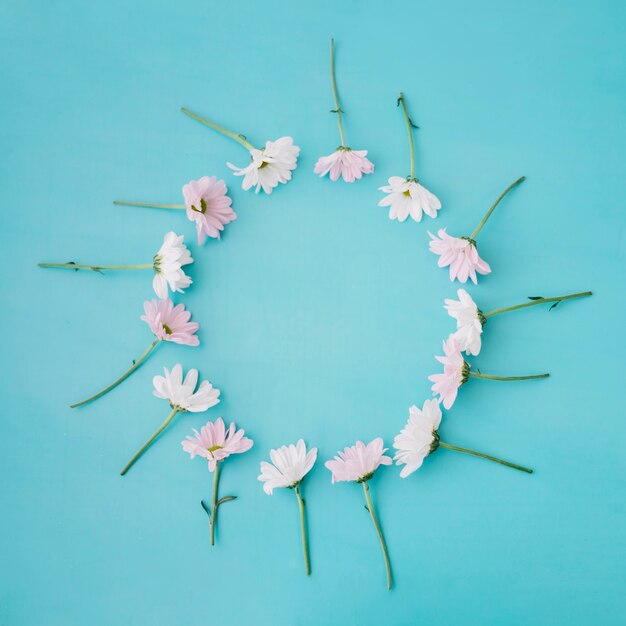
<box><xmin>1</xmin><ymin>1</ymin><xmax>625</xmax><ymax>624</ymax></box>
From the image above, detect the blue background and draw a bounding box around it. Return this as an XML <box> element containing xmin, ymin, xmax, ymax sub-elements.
<box><xmin>1</xmin><ymin>1</ymin><xmax>624</xmax><ymax>624</ymax></box>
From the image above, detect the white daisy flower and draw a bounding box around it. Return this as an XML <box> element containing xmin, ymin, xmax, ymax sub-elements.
<box><xmin>152</xmin><ymin>231</ymin><xmax>193</xmax><ymax>299</ymax></box>
<box><xmin>444</xmin><ymin>288</ymin><xmax>484</xmax><ymax>356</ymax></box>
<box><xmin>378</xmin><ymin>176</ymin><xmax>441</xmax><ymax>222</ymax></box>
<box><xmin>258</xmin><ymin>439</ymin><xmax>317</xmax><ymax>495</ymax></box>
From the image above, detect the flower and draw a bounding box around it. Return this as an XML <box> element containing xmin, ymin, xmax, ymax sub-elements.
<box><xmin>444</xmin><ymin>289</ymin><xmax>484</xmax><ymax>356</ymax></box>
<box><xmin>141</xmin><ymin>298</ymin><xmax>199</xmax><ymax>346</ymax></box>
<box><xmin>151</xmin><ymin>231</ymin><xmax>193</xmax><ymax>298</ymax></box>
<box><xmin>258</xmin><ymin>439</ymin><xmax>318</xmax><ymax>495</ymax></box>
<box><xmin>428</xmin><ymin>335</ymin><xmax>468</xmax><ymax>409</ymax></box>
<box><xmin>325</xmin><ymin>437</ymin><xmax>392</xmax><ymax>483</ymax></box>
<box><xmin>228</xmin><ymin>137</ymin><xmax>300</xmax><ymax>194</ymax></box>
<box><xmin>182</xmin><ymin>176</ymin><xmax>236</xmax><ymax>244</ymax></box>
<box><xmin>153</xmin><ymin>364</ymin><xmax>220</xmax><ymax>412</ymax></box>
<box><xmin>393</xmin><ymin>400</ymin><xmax>442</xmax><ymax>477</ymax></box>
<box><xmin>378</xmin><ymin>177</ymin><xmax>441</xmax><ymax>222</ymax></box>
<box><xmin>428</xmin><ymin>229</ymin><xmax>491</xmax><ymax>284</ymax></box>
<box><xmin>182</xmin><ymin>417</ymin><xmax>254</xmax><ymax>471</ymax></box>
<box><xmin>313</xmin><ymin>148</ymin><xmax>374</xmax><ymax>183</ymax></box>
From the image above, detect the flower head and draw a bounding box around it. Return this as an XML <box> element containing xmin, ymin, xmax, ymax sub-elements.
<box><xmin>182</xmin><ymin>176</ymin><xmax>236</xmax><ymax>245</ymax></box>
<box><xmin>258</xmin><ymin>439</ymin><xmax>318</xmax><ymax>495</ymax></box>
<box><xmin>444</xmin><ymin>289</ymin><xmax>484</xmax><ymax>356</ymax></box>
<box><xmin>314</xmin><ymin>148</ymin><xmax>374</xmax><ymax>183</ymax></box>
<box><xmin>428</xmin><ymin>335</ymin><xmax>468</xmax><ymax>409</ymax></box>
<box><xmin>325</xmin><ymin>437</ymin><xmax>392</xmax><ymax>483</ymax></box>
<box><xmin>141</xmin><ymin>298</ymin><xmax>199</xmax><ymax>346</ymax></box>
<box><xmin>379</xmin><ymin>177</ymin><xmax>441</xmax><ymax>222</ymax></box>
<box><xmin>428</xmin><ymin>229</ymin><xmax>491</xmax><ymax>284</ymax></box>
<box><xmin>393</xmin><ymin>400</ymin><xmax>442</xmax><ymax>477</ymax></box>
<box><xmin>182</xmin><ymin>417</ymin><xmax>253</xmax><ymax>471</ymax></box>
<box><xmin>153</xmin><ymin>364</ymin><xmax>220</xmax><ymax>412</ymax></box>
<box><xmin>152</xmin><ymin>231</ymin><xmax>193</xmax><ymax>299</ymax></box>
<box><xmin>228</xmin><ymin>137</ymin><xmax>300</xmax><ymax>194</ymax></box>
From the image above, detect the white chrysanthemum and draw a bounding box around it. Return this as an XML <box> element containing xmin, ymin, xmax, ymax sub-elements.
<box><xmin>228</xmin><ymin>137</ymin><xmax>300</xmax><ymax>194</ymax></box>
<box><xmin>153</xmin><ymin>364</ymin><xmax>220</xmax><ymax>412</ymax></box>
<box><xmin>152</xmin><ymin>231</ymin><xmax>193</xmax><ymax>299</ymax></box>
<box><xmin>258</xmin><ymin>439</ymin><xmax>317</xmax><ymax>494</ymax></box>
<box><xmin>444</xmin><ymin>288</ymin><xmax>483</xmax><ymax>356</ymax></box>
<box><xmin>378</xmin><ymin>176</ymin><xmax>441</xmax><ymax>222</ymax></box>
<box><xmin>393</xmin><ymin>399</ymin><xmax>442</xmax><ymax>477</ymax></box>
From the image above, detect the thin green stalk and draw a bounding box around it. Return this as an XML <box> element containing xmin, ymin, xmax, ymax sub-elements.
<box><xmin>113</xmin><ymin>201</ymin><xmax>185</xmax><ymax>210</ymax></box>
<box><xmin>470</xmin><ymin>176</ymin><xmax>526</xmax><ymax>240</ymax></box>
<box><xmin>120</xmin><ymin>407</ymin><xmax>180</xmax><ymax>476</ymax></box>
<box><xmin>295</xmin><ymin>485</ymin><xmax>311</xmax><ymax>576</ymax></box>
<box><xmin>439</xmin><ymin>441</ymin><xmax>533</xmax><ymax>473</ymax></box>
<box><xmin>397</xmin><ymin>92</ymin><xmax>416</xmax><ymax>179</ymax></box>
<box><xmin>180</xmin><ymin>107</ymin><xmax>254</xmax><ymax>151</ymax></box>
<box><xmin>70</xmin><ymin>339</ymin><xmax>160</xmax><ymax>409</ymax></box>
<box><xmin>329</xmin><ymin>38</ymin><xmax>347</xmax><ymax>147</ymax></box>
<box><xmin>483</xmin><ymin>291</ymin><xmax>592</xmax><ymax>318</ymax></box>
<box><xmin>362</xmin><ymin>482</ymin><xmax>392</xmax><ymax>590</ymax></box>
<box><xmin>469</xmin><ymin>371</ymin><xmax>549</xmax><ymax>381</ymax></box>
<box><xmin>38</xmin><ymin>262</ymin><xmax>152</xmax><ymax>271</ymax></box>
<box><xmin>210</xmin><ymin>462</ymin><xmax>221</xmax><ymax>546</ymax></box>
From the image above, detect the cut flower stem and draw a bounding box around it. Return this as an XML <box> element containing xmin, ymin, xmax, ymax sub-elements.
<box><xmin>295</xmin><ymin>485</ymin><xmax>311</xmax><ymax>575</ymax></box>
<box><xmin>362</xmin><ymin>481</ymin><xmax>392</xmax><ymax>590</ymax></box>
<box><xmin>113</xmin><ymin>201</ymin><xmax>185</xmax><ymax>210</ymax></box>
<box><xmin>180</xmin><ymin>107</ymin><xmax>254</xmax><ymax>151</ymax></box>
<box><xmin>210</xmin><ymin>461</ymin><xmax>221</xmax><ymax>546</ymax></box>
<box><xmin>469</xmin><ymin>372</ymin><xmax>549</xmax><ymax>381</ymax></box>
<box><xmin>397</xmin><ymin>92</ymin><xmax>416</xmax><ymax>179</ymax></box>
<box><xmin>483</xmin><ymin>291</ymin><xmax>592</xmax><ymax>318</ymax></box>
<box><xmin>39</xmin><ymin>262</ymin><xmax>153</xmax><ymax>271</ymax></box>
<box><xmin>439</xmin><ymin>442</ymin><xmax>533</xmax><ymax>473</ymax></box>
<box><xmin>470</xmin><ymin>176</ymin><xmax>525</xmax><ymax>240</ymax></box>
<box><xmin>71</xmin><ymin>339</ymin><xmax>160</xmax><ymax>409</ymax></box>
<box><xmin>329</xmin><ymin>38</ymin><xmax>347</xmax><ymax>147</ymax></box>
<box><xmin>120</xmin><ymin>407</ymin><xmax>180</xmax><ymax>476</ymax></box>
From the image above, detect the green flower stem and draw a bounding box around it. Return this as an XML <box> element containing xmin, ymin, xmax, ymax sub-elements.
<box><xmin>180</xmin><ymin>107</ymin><xmax>254</xmax><ymax>151</ymax></box>
<box><xmin>469</xmin><ymin>371</ymin><xmax>549</xmax><ymax>381</ymax></box>
<box><xmin>397</xmin><ymin>92</ymin><xmax>416</xmax><ymax>179</ymax></box>
<box><xmin>439</xmin><ymin>441</ymin><xmax>533</xmax><ymax>474</ymax></box>
<box><xmin>120</xmin><ymin>407</ymin><xmax>180</xmax><ymax>476</ymax></box>
<box><xmin>329</xmin><ymin>38</ymin><xmax>347</xmax><ymax>147</ymax></box>
<box><xmin>362</xmin><ymin>481</ymin><xmax>392</xmax><ymax>590</ymax></box>
<box><xmin>113</xmin><ymin>201</ymin><xmax>185</xmax><ymax>210</ymax></box>
<box><xmin>295</xmin><ymin>484</ymin><xmax>311</xmax><ymax>576</ymax></box>
<box><xmin>70</xmin><ymin>339</ymin><xmax>160</xmax><ymax>409</ymax></box>
<box><xmin>483</xmin><ymin>291</ymin><xmax>592</xmax><ymax>319</ymax></box>
<box><xmin>469</xmin><ymin>176</ymin><xmax>526</xmax><ymax>240</ymax></box>
<box><xmin>210</xmin><ymin>461</ymin><xmax>221</xmax><ymax>546</ymax></box>
<box><xmin>38</xmin><ymin>262</ymin><xmax>153</xmax><ymax>271</ymax></box>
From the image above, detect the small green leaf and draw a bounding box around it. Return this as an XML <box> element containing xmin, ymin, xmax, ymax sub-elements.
<box><xmin>409</xmin><ymin>118</ymin><xmax>420</xmax><ymax>129</ymax></box>
<box><xmin>528</xmin><ymin>296</ymin><xmax>544</xmax><ymax>300</ymax></box>
<box><xmin>217</xmin><ymin>495</ymin><xmax>237</xmax><ymax>506</ymax></box>
<box><xmin>364</xmin><ymin>505</ymin><xmax>369</xmax><ymax>513</ymax></box>
<box><xmin>200</xmin><ymin>500</ymin><xmax>211</xmax><ymax>518</ymax></box>
<box><xmin>549</xmin><ymin>301</ymin><xmax>560</xmax><ymax>311</ymax></box>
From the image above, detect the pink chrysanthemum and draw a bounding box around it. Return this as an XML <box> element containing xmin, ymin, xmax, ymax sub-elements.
<box><xmin>428</xmin><ymin>229</ymin><xmax>491</xmax><ymax>284</ymax></box>
<box><xmin>314</xmin><ymin>148</ymin><xmax>374</xmax><ymax>183</ymax></box>
<box><xmin>182</xmin><ymin>417</ymin><xmax>253</xmax><ymax>472</ymax></box>
<box><xmin>428</xmin><ymin>335</ymin><xmax>468</xmax><ymax>409</ymax></box>
<box><xmin>325</xmin><ymin>437</ymin><xmax>392</xmax><ymax>483</ymax></box>
<box><xmin>141</xmin><ymin>298</ymin><xmax>199</xmax><ymax>346</ymax></box>
<box><xmin>182</xmin><ymin>176</ymin><xmax>236</xmax><ymax>245</ymax></box>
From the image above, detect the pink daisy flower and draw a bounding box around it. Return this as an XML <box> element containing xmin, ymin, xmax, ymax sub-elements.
<box><xmin>428</xmin><ymin>335</ymin><xmax>468</xmax><ymax>409</ymax></box>
<box><xmin>141</xmin><ymin>298</ymin><xmax>199</xmax><ymax>346</ymax></box>
<box><xmin>182</xmin><ymin>417</ymin><xmax>253</xmax><ymax>472</ymax></box>
<box><xmin>182</xmin><ymin>417</ymin><xmax>254</xmax><ymax>546</ymax></box>
<box><xmin>325</xmin><ymin>437</ymin><xmax>392</xmax><ymax>484</ymax></box>
<box><xmin>428</xmin><ymin>229</ymin><xmax>491</xmax><ymax>284</ymax></box>
<box><xmin>182</xmin><ymin>176</ymin><xmax>236</xmax><ymax>245</ymax></box>
<box><xmin>325</xmin><ymin>434</ymin><xmax>393</xmax><ymax>590</ymax></box>
<box><xmin>314</xmin><ymin>148</ymin><xmax>374</xmax><ymax>183</ymax></box>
